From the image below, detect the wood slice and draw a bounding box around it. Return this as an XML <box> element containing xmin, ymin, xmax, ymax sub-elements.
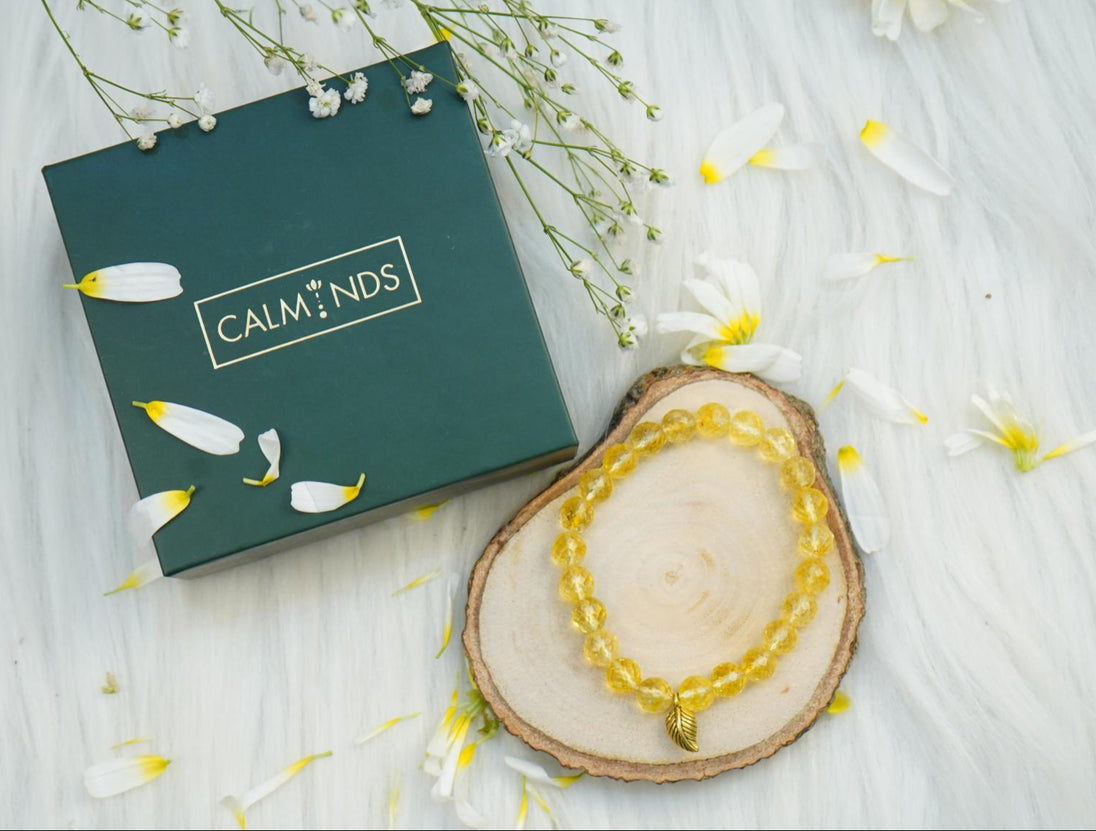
<box><xmin>463</xmin><ymin>366</ymin><xmax>865</xmax><ymax>782</ymax></box>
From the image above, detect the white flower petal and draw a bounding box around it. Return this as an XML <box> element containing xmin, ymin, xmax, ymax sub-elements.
<box><xmin>104</xmin><ymin>558</ymin><xmax>163</xmax><ymax>595</ymax></box>
<box><xmin>356</xmin><ymin>712</ymin><xmax>421</xmax><ymax>744</ymax></box>
<box><xmin>431</xmin><ymin>717</ymin><xmax>471</xmax><ymax>801</ymax></box>
<box><xmin>749</xmin><ymin>143</ymin><xmax>824</xmax><ymax>170</ymax></box>
<box><xmin>700</xmin><ymin>103</ymin><xmax>785</xmax><ymax>183</ymax></box>
<box><xmin>823</xmin><ymin>252</ymin><xmax>907</xmax><ymax>281</ymax></box>
<box><xmin>84</xmin><ymin>755</ymin><xmax>171</xmax><ymax>798</ymax></box>
<box><xmin>860</xmin><ymin>120</ymin><xmax>953</xmax><ymax>195</ymax></box>
<box><xmin>221</xmin><ymin>751</ymin><xmax>332</xmax><ymax>828</ymax></box>
<box><xmin>290</xmin><ymin>473</ymin><xmax>366</xmax><ymax>513</ymax></box>
<box><xmin>696</xmin><ymin>255</ymin><xmax>761</xmax><ymax>322</ymax></box>
<box><xmin>683</xmin><ymin>277</ymin><xmax>739</xmax><ymax>325</ymax></box>
<box><xmin>655</xmin><ymin>311</ymin><xmax>725</xmax><ymax>341</ymax></box>
<box><xmin>945</xmin><ymin>429</ymin><xmax>998</xmax><ymax>456</ymax></box>
<box><xmin>65</xmin><ymin>263</ymin><xmax>182</xmax><ymax>303</ymax></box>
<box><xmin>243</xmin><ymin>428</ymin><xmax>281</xmax><ymax>486</ymax></box>
<box><xmin>909</xmin><ymin>0</ymin><xmax>949</xmax><ymax>31</ymax></box>
<box><xmin>436</xmin><ymin>574</ymin><xmax>459</xmax><ymax>659</ymax></box>
<box><xmin>837</xmin><ymin>446</ymin><xmax>890</xmax><ymax>554</ymax></box>
<box><xmin>700</xmin><ymin>343</ymin><xmax>802</xmax><ymax>383</ymax></box>
<box><xmin>843</xmin><ymin>368</ymin><xmax>928</xmax><ymax>424</ymax></box>
<box><xmin>455</xmin><ymin>797</ymin><xmax>489</xmax><ymax>828</ymax></box>
<box><xmin>128</xmin><ymin>486</ymin><xmax>195</xmax><ymax>542</ymax></box>
<box><xmin>1043</xmin><ymin>430</ymin><xmax>1096</xmax><ymax>461</ymax></box>
<box><xmin>133</xmin><ymin>400</ymin><xmax>244</xmax><ymax>455</ymax></box>
<box><xmin>505</xmin><ymin>757</ymin><xmax>558</xmax><ymax>788</ymax></box>
<box><xmin>872</xmin><ymin>0</ymin><xmax>907</xmax><ymax>40</ymax></box>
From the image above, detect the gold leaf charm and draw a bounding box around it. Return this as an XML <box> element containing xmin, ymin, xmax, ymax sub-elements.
<box><xmin>665</xmin><ymin>694</ymin><xmax>699</xmax><ymax>752</ymax></box>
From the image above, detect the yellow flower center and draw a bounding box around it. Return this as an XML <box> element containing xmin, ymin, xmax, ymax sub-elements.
<box><xmin>717</xmin><ymin>312</ymin><xmax>759</xmax><ymax>345</ymax></box>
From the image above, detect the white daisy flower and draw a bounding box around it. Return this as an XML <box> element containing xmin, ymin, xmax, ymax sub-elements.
<box><xmin>166</xmin><ymin>112</ymin><xmax>182</xmax><ymax>129</ymax></box>
<box><xmin>656</xmin><ymin>254</ymin><xmax>801</xmax><ymax>383</ymax></box>
<box><xmin>946</xmin><ymin>384</ymin><xmax>1096</xmax><ymax>473</ymax></box>
<box><xmin>198</xmin><ymin>114</ymin><xmax>217</xmax><ymax>132</ymax></box>
<box><xmin>136</xmin><ymin>131</ymin><xmax>157</xmax><ymax>152</ymax></box>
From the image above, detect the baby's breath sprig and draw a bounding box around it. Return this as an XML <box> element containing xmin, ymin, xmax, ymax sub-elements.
<box><xmin>45</xmin><ymin>0</ymin><xmax>666</xmax><ymax>344</ymax></box>
<box><xmin>43</xmin><ymin>0</ymin><xmax>206</xmax><ymax>150</ymax></box>
<box><xmin>407</xmin><ymin>0</ymin><xmax>666</xmax><ymax>346</ymax></box>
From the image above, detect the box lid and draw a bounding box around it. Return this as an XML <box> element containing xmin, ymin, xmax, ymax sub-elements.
<box><xmin>43</xmin><ymin>42</ymin><xmax>576</xmax><ymax>576</ymax></box>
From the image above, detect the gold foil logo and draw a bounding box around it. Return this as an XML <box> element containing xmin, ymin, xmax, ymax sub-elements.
<box><xmin>194</xmin><ymin>236</ymin><xmax>421</xmax><ymax>369</ymax></box>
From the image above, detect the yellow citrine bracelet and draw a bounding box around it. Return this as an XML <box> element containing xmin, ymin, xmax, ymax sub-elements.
<box><xmin>550</xmin><ymin>403</ymin><xmax>833</xmax><ymax>753</ymax></box>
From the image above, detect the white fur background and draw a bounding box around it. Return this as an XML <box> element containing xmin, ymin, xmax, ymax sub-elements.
<box><xmin>3</xmin><ymin>1</ymin><xmax>1095</xmax><ymax>828</ymax></box>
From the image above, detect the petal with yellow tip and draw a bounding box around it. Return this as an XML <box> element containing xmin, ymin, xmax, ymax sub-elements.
<box><xmin>386</xmin><ymin>774</ymin><xmax>401</xmax><ymax>830</ymax></box>
<box><xmin>1043</xmin><ymin>430</ymin><xmax>1096</xmax><ymax>461</ymax></box>
<box><xmin>436</xmin><ymin>574</ymin><xmax>458</xmax><ymax>659</ymax></box>
<box><xmin>84</xmin><ymin>754</ymin><xmax>171</xmax><ymax>798</ymax></box>
<box><xmin>128</xmin><ymin>485</ymin><xmax>195</xmax><ymax>542</ymax></box>
<box><xmin>220</xmin><ymin>751</ymin><xmax>332</xmax><ymax>829</ymax></box>
<box><xmin>393</xmin><ymin>568</ymin><xmax>441</xmax><ymax>596</ymax></box>
<box><xmin>827</xmin><ymin>689</ymin><xmax>852</xmax><ymax>714</ymax></box>
<box><xmin>837</xmin><ymin>446</ymin><xmax>890</xmax><ymax>554</ymax></box>
<box><xmin>749</xmin><ymin>144</ymin><xmax>823</xmax><ymax>171</ymax></box>
<box><xmin>860</xmin><ymin>120</ymin><xmax>953</xmax><ymax>195</ymax></box>
<box><xmin>694</xmin><ymin>342</ymin><xmax>802</xmax><ymax>384</ymax></box>
<box><xmin>411</xmin><ymin>500</ymin><xmax>448</xmax><ymax>520</ymax></box>
<box><xmin>64</xmin><ymin>263</ymin><xmax>181</xmax><ymax>303</ymax></box>
<box><xmin>242</xmin><ymin>429</ymin><xmax>281</xmax><ymax>486</ymax></box>
<box><xmin>700</xmin><ymin>103</ymin><xmax>784</xmax><ymax>183</ymax></box>
<box><xmin>356</xmin><ymin>712</ymin><xmax>421</xmax><ymax>744</ymax></box>
<box><xmin>515</xmin><ymin>777</ymin><xmax>529</xmax><ymax>830</ymax></box>
<box><xmin>104</xmin><ymin>558</ymin><xmax>163</xmax><ymax>595</ymax></box>
<box><xmin>111</xmin><ymin>736</ymin><xmax>153</xmax><ymax>749</ymax></box>
<box><xmin>290</xmin><ymin>473</ymin><xmax>365</xmax><ymax>513</ymax></box>
<box><xmin>823</xmin><ymin>252</ymin><xmax>909</xmax><ymax>281</ymax></box>
<box><xmin>504</xmin><ymin>756</ymin><xmax>584</xmax><ymax>789</ymax></box>
<box><xmin>132</xmin><ymin>400</ymin><xmax>244</xmax><ymax>455</ymax></box>
<box><xmin>841</xmin><ymin>368</ymin><xmax>928</xmax><ymax>425</ymax></box>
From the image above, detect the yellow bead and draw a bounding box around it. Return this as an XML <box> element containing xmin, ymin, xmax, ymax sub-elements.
<box><xmin>728</xmin><ymin>409</ymin><xmax>765</xmax><ymax>445</ymax></box>
<box><xmin>742</xmin><ymin>647</ymin><xmax>777</xmax><ymax>682</ymax></box>
<box><xmin>635</xmin><ymin>677</ymin><xmax>674</xmax><ymax>713</ymax></box>
<box><xmin>780</xmin><ymin>455</ymin><xmax>816</xmax><ymax>490</ymax></box>
<box><xmin>791</xmin><ymin>487</ymin><xmax>829</xmax><ymax>524</ymax></box>
<box><xmin>763</xmin><ymin>618</ymin><xmax>798</xmax><ymax>655</ymax></box>
<box><xmin>661</xmin><ymin>408</ymin><xmax>697</xmax><ymax>443</ymax></box>
<box><xmin>550</xmin><ymin>532</ymin><xmax>586</xmax><ymax>568</ymax></box>
<box><xmin>677</xmin><ymin>675</ymin><xmax>715</xmax><ymax>712</ymax></box>
<box><xmin>696</xmin><ymin>402</ymin><xmax>731</xmax><ymax>438</ymax></box>
<box><xmin>571</xmin><ymin>597</ymin><xmax>606</xmax><ymax>633</ymax></box>
<box><xmin>759</xmin><ymin>427</ymin><xmax>797</xmax><ymax>462</ymax></box>
<box><xmin>559</xmin><ymin>495</ymin><xmax>593</xmax><ymax>531</ymax></box>
<box><xmin>606</xmin><ymin>657</ymin><xmax>642</xmax><ymax>692</ymax></box>
<box><xmin>629</xmin><ymin>421</ymin><xmax>666</xmax><ymax>456</ymax></box>
<box><xmin>558</xmin><ymin>565</ymin><xmax>594</xmax><ymax>602</ymax></box>
<box><xmin>782</xmin><ymin>592</ymin><xmax>817</xmax><ymax>629</ymax></box>
<box><xmin>603</xmin><ymin>443</ymin><xmax>638</xmax><ymax>479</ymax></box>
<box><xmin>794</xmin><ymin>559</ymin><xmax>830</xmax><ymax>595</ymax></box>
<box><xmin>798</xmin><ymin>524</ymin><xmax>835</xmax><ymax>559</ymax></box>
<box><xmin>710</xmin><ymin>662</ymin><xmax>747</xmax><ymax>697</ymax></box>
<box><xmin>578</xmin><ymin>467</ymin><xmax>613</xmax><ymax>504</ymax></box>
<box><xmin>583</xmin><ymin>629</ymin><xmax>619</xmax><ymax>667</ymax></box>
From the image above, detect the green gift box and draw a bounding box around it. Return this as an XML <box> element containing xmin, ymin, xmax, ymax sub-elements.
<box><xmin>43</xmin><ymin>42</ymin><xmax>577</xmax><ymax>577</ymax></box>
